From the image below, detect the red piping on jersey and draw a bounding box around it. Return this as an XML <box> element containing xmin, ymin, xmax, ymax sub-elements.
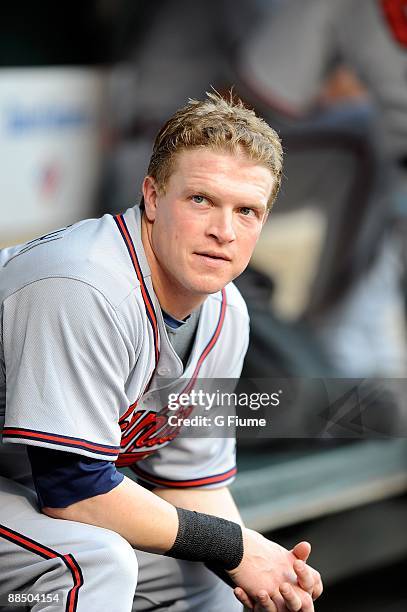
<box><xmin>189</xmin><ymin>288</ymin><xmax>227</xmax><ymax>385</ymax></box>
<box><xmin>1</xmin><ymin>428</ymin><xmax>119</xmax><ymax>457</ymax></box>
<box><xmin>0</xmin><ymin>524</ymin><xmax>83</xmax><ymax>612</ymax></box>
<box><xmin>114</xmin><ymin>214</ymin><xmax>159</xmax><ymax>365</ymax></box>
<box><xmin>130</xmin><ymin>465</ymin><xmax>237</xmax><ymax>488</ymax></box>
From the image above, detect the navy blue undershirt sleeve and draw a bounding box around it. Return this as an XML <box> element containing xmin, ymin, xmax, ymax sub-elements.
<box><xmin>27</xmin><ymin>446</ymin><xmax>124</xmax><ymax>508</ymax></box>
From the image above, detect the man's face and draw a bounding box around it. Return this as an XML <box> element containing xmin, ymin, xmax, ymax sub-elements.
<box><xmin>143</xmin><ymin>147</ymin><xmax>274</xmax><ymax>307</ymax></box>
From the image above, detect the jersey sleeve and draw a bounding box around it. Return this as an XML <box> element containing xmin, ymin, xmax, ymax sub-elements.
<box><xmin>240</xmin><ymin>0</ymin><xmax>338</xmax><ymax>113</ymax></box>
<box><xmin>2</xmin><ymin>277</ymin><xmax>131</xmax><ymax>460</ymax></box>
<box><xmin>27</xmin><ymin>447</ymin><xmax>124</xmax><ymax>508</ymax></box>
<box><xmin>131</xmin><ymin>309</ymin><xmax>250</xmax><ymax>490</ymax></box>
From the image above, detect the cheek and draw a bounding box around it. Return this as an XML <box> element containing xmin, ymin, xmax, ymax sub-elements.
<box><xmin>162</xmin><ymin>215</ymin><xmax>197</xmax><ymax>258</ymax></box>
<box><xmin>176</xmin><ymin>217</ymin><xmax>204</xmax><ymax>247</ymax></box>
<box><xmin>238</xmin><ymin>228</ymin><xmax>261</xmax><ymax>258</ymax></box>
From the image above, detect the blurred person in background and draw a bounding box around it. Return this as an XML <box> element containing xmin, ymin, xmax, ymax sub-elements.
<box><xmin>100</xmin><ymin>0</ymin><xmax>270</xmax><ymax>213</ymax></box>
<box><xmin>236</xmin><ymin>0</ymin><xmax>407</xmax><ymax>377</ymax></box>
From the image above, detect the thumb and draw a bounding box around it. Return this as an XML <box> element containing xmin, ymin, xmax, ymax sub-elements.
<box><xmin>292</xmin><ymin>541</ymin><xmax>311</xmax><ymax>562</ymax></box>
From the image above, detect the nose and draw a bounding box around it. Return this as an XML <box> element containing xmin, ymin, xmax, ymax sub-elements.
<box><xmin>206</xmin><ymin>209</ymin><xmax>236</xmax><ymax>244</ymax></box>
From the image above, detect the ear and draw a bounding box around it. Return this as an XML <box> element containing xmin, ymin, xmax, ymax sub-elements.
<box><xmin>142</xmin><ymin>176</ymin><xmax>160</xmax><ymax>222</ymax></box>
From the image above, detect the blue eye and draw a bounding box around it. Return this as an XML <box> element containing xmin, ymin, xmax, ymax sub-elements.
<box><xmin>240</xmin><ymin>207</ymin><xmax>254</xmax><ymax>216</ymax></box>
<box><xmin>192</xmin><ymin>195</ymin><xmax>205</xmax><ymax>203</ymax></box>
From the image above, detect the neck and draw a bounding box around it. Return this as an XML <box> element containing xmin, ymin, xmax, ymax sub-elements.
<box><xmin>141</xmin><ymin>214</ymin><xmax>205</xmax><ymax>320</ymax></box>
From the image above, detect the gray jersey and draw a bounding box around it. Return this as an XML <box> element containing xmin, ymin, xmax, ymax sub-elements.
<box><xmin>240</xmin><ymin>0</ymin><xmax>407</xmax><ymax>159</ymax></box>
<box><xmin>0</xmin><ymin>205</ymin><xmax>250</xmax><ymax>489</ymax></box>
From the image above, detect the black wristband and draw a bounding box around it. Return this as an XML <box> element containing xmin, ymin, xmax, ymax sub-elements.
<box><xmin>204</xmin><ymin>562</ymin><xmax>236</xmax><ymax>587</ymax></box>
<box><xmin>165</xmin><ymin>507</ymin><xmax>244</xmax><ymax>571</ymax></box>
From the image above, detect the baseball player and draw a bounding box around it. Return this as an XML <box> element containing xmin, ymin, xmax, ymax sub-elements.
<box><xmin>0</xmin><ymin>93</ymin><xmax>323</xmax><ymax>611</ymax></box>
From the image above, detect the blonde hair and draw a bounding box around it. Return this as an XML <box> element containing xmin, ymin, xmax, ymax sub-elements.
<box><xmin>147</xmin><ymin>91</ymin><xmax>283</xmax><ymax>208</ymax></box>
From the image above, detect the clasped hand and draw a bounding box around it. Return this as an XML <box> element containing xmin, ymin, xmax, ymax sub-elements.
<box><xmin>227</xmin><ymin>529</ymin><xmax>323</xmax><ymax>611</ymax></box>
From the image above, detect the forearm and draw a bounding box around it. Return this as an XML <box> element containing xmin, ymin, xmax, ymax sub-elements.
<box><xmin>43</xmin><ymin>475</ymin><xmax>178</xmax><ymax>554</ymax></box>
<box><xmin>154</xmin><ymin>486</ymin><xmax>244</xmax><ymax>526</ymax></box>
<box><xmin>43</xmin><ymin>477</ymin><xmax>322</xmax><ymax>606</ymax></box>
<box><xmin>43</xmin><ymin>480</ymin><xmax>244</xmax><ymax>571</ymax></box>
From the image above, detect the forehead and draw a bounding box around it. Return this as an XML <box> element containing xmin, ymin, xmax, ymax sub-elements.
<box><xmin>167</xmin><ymin>147</ymin><xmax>274</xmax><ymax>203</ymax></box>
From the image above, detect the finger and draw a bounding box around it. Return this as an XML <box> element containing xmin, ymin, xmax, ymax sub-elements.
<box><xmin>294</xmin><ymin>559</ymin><xmax>315</xmax><ymax>593</ymax></box>
<box><xmin>279</xmin><ymin>583</ymin><xmax>302</xmax><ymax>611</ymax></box>
<box><xmin>234</xmin><ymin>587</ymin><xmax>254</xmax><ymax>609</ymax></box>
<box><xmin>297</xmin><ymin>587</ymin><xmax>315</xmax><ymax>612</ymax></box>
<box><xmin>269</xmin><ymin>590</ymin><xmax>288</xmax><ymax>611</ymax></box>
<box><xmin>311</xmin><ymin>572</ymin><xmax>324</xmax><ymax>600</ymax></box>
<box><xmin>291</xmin><ymin>541</ymin><xmax>311</xmax><ymax>562</ymax></box>
<box><xmin>293</xmin><ymin>588</ymin><xmax>315</xmax><ymax>612</ymax></box>
<box><xmin>254</xmin><ymin>590</ymin><xmax>279</xmax><ymax>612</ymax></box>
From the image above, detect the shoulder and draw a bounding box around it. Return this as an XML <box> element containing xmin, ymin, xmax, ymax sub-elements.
<box><xmin>0</xmin><ymin>213</ymin><xmax>141</xmax><ymax>309</ymax></box>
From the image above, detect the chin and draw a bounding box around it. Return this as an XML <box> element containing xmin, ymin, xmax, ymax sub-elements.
<box><xmin>187</xmin><ymin>278</ymin><xmax>230</xmax><ymax>296</ymax></box>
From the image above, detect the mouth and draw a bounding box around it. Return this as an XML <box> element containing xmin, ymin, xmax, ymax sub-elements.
<box><xmin>194</xmin><ymin>251</ymin><xmax>232</xmax><ymax>262</ymax></box>
<box><xmin>193</xmin><ymin>251</ymin><xmax>232</xmax><ymax>270</ymax></box>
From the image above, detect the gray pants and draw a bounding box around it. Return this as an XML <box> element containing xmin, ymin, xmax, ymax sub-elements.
<box><xmin>0</xmin><ymin>476</ymin><xmax>242</xmax><ymax>611</ymax></box>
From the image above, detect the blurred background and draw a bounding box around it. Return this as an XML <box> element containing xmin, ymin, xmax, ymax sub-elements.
<box><xmin>1</xmin><ymin>0</ymin><xmax>406</xmax><ymax>609</ymax></box>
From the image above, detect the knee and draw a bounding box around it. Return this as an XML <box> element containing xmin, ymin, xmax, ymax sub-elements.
<box><xmin>96</xmin><ymin>530</ymin><xmax>138</xmax><ymax>589</ymax></box>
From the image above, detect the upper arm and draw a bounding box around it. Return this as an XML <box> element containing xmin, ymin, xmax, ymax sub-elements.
<box><xmin>27</xmin><ymin>446</ymin><xmax>124</xmax><ymax>509</ymax></box>
<box><xmin>2</xmin><ymin>277</ymin><xmax>131</xmax><ymax>460</ymax></box>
